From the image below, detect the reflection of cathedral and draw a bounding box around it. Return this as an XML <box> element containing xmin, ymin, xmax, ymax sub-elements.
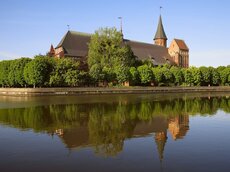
<box><xmin>53</xmin><ymin>114</ymin><xmax>189</xmax><ymax>160</ymax></box>
<box><xmin>154</xmin><ymin>115</ymin><xmax>189</xmax><ymax>161</ymax></box>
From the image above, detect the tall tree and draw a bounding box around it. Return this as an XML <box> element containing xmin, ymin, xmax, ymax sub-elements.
<box><xmin>88</xmin><ymin>27</ymin><xmax>135</xmax><ymax>84</ymax></box>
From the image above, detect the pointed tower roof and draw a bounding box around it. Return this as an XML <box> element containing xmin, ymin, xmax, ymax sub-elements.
<box><xmin>154</xmin><ymin>132</ymin><xmax>167</xmax><ymax>162</ymax></box>
<box><xmin>154</xmin><ymin>15</ymin><xmax>167</xmax><ymax>40</ymax></box>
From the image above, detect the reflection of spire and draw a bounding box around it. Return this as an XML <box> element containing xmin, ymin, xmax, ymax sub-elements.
<box><xmin>155</xmin><ymin>131</ymin><xmax>167</xmax><ymax>162</ymax></box>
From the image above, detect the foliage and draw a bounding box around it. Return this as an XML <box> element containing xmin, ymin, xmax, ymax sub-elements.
<box><xmin>200</xmin><ymin>66</ymin><xmax>211</xmax><ymax>86</ymax></box>
<box><xmin>0</xmin><ymin>60</ymin><xmax>11</xmax><ymax>87</ymax></box>
<box><xmin>137</xmin><ymin>64</ymin><xmax>153</xmax><ymax>85</ymax></box>
<box><xmin>87</xmin><ymin>27</ymin><xmax>136</xmax><ymax>83</ymax></box>
<box><xmin>8</xmin><ymin>58</ymin><xmax>32</xmax><ymax>87</ymax></box>
<box><xmin>190</xmin><ymin>67</ymin><xmax>202</xmax><ymax>86</ymax></box>
<box><xmin>129</xmin><ymin>67</ymin><xmax>139</xmax><ymax>85</ymax></box>
<box><xmin>170</xmin><ymin>66</ymin><xmax>183</xmax><ymax>86</ymax></box>
<box><xmin>24</xmin><ymin>56</ymin><xmax>54</xmax><ymax>88</ymax></box>
<box><xmin>219</xmin><ymin>67</ymin><xmax>230</xmax><ymax>85</ymax></box>
<box><xmin>49</xmin><ymin>58</ymin><xmax>80</xmax><ymax>87</ymax></box>
<box><xmin>152</xmin><ymin>67</ymin><xmax>163</xmax><ymax>84</ymax></box>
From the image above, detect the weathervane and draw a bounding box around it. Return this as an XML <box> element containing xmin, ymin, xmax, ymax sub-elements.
<box><xmin>118</xmin><ymin>17</ymin><xmax>123</xmax><ymax>35</ymax></box>
<box><xmin>67</xmin><ymin>25</ymin><xmax>70</xmax><ymax>31</ymax></box>
<box><xmin>160</xmin><ymin>6</ymin><xmax>163</xmax><ymax>14</ymax></box>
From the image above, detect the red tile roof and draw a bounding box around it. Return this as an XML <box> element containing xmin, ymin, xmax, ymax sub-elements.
<box><xmin>174</xmin><ymin>39</ymin><xmax>189</xmax><ymax>51</ymax></box>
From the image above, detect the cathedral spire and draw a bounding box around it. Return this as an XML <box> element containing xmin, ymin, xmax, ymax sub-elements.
<box><xmin>154</xmin><ymin>15</ymin><xmax>168</xmax><ymax>47</ymax></box>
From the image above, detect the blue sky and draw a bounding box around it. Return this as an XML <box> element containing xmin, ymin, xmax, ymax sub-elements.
<box><xmin>0</xmin><ymin>0</ymin><xmax>230</xmax><ymax>67</ymax></box>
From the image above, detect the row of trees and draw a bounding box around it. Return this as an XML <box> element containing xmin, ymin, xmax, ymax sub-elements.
<box><xmin>1</xmin><ymin>55</ymin><xmax>229</xmax><ymax>88</ymax></box>
<box><xmin>0</xmin><ymin>56</ymin><xmax>88</xmax><ymax>88</ymax></box>
<box><xmin>0</xmin><ymin>57</ymin><xmax>230</xmax><ymax>88</ymax></box>
<box><xmin>130</xmin><ymin>64</ymin><xmax>230</xmax><ymax>86</ymax></box>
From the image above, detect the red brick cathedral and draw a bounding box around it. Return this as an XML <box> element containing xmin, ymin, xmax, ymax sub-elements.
<box><xmin>49</xmin><ymin>15</ymin><xmax>189</xmax><ymax>68</ymax></box>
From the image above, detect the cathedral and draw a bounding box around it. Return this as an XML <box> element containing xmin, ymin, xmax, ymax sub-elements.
<box><xmin>50</xmin><ymin>15</ymin><xmax>189</xmax><ymax>68</ymax></box>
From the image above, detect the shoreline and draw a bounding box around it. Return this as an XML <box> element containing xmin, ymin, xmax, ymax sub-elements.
<box><xmin>0</xmin><ymin>86</ymin><xmax>230</xmax><ymax>96</ymax></box>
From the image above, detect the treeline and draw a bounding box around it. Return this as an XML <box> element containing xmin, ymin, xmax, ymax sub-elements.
<box><xmin>131</xmin><ymin>64</ymin><xmax>230</xmax><ymax>86</ymax></box>
<box><xmin>0</xmin><ymin>56</ymin><xmax>229</xmax><ymax>88</ymax></box>
<box><xmin>0</xmin><ymin>56</ymin><xmax>89</xmax><ymax>88</ymax></box>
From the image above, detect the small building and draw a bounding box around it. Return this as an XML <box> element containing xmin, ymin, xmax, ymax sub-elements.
<box><xmin>50</xmin><ymin>15</ymin><xmax>189</xmax><ymax>68</ymax></box>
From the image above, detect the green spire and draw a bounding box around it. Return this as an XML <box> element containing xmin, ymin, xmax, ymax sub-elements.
<box><xmin>154</xmin><ymin>15</ymin><xmax>167</xmax><ymax>40</ymax></box>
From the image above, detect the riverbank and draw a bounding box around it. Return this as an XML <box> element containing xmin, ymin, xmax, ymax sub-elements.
<box><xmin>0</xmin><ymin>86</ymin><xmax>230</xmax><ymax>96</ymax></box>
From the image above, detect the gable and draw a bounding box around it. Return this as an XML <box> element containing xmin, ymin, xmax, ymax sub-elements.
<box><xmin>174</xmin><ymin>39</ymin><xmax>189</xmax><ymax>51</ymax></box>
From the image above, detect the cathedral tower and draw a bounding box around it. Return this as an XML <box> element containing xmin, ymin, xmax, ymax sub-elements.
<box><xmin>154</xmin><ymin>15</ymin><xmax>167</xmax><ymax>47</ymax></box>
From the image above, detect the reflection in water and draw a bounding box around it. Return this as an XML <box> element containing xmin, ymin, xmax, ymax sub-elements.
<box><xmin>0</xmin><ymin>96</ymin><xmax>229</xmax><ymax>160</ymax></box>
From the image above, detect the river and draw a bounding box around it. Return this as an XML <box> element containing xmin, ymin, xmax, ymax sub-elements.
<box><xmin>0</xmin><ymin>92</ymin><xmax>230</xmax><ymax>172</ymax></box>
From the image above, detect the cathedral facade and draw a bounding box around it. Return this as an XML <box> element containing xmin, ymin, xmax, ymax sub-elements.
<box><xmin>50</xmin><ymin>15</ymin><xmax>189</xmax><ymax>68</ymax></box>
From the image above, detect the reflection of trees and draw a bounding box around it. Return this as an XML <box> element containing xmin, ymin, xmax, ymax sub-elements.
<box><xmin>0</xmin><ymin>96</ymin><xmax>229</xmax><ymax>156</ymax></box>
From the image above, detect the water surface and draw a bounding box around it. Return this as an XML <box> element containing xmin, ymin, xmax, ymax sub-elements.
<box><xmin>0</xmin><ymin>93</ymin><xmax>230</xmax><ymax>172</ymax></box>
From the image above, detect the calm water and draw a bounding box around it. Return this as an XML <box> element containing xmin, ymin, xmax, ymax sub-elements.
<box><xmin>0</xmin><ymin>93</ymin><xmax>230</xmax><ymax>172</ymax></box>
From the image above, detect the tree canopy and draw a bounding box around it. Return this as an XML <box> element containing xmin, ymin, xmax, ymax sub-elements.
<box><xmin>88</xmin><ymin>27</ymin><xmax>136</xmax><ymax>84</ymax></box>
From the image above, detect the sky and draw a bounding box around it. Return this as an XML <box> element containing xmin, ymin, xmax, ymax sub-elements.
<box><xmin>0</xmin><ymin>0</ymin><xmax>230</xmax><ymax>67</ymax></box>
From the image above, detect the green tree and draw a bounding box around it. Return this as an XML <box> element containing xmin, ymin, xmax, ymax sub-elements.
<box><xmin>161</xmin><ymin>66</ymin><xmax>173</xmax><ymax>85</ymax></box>
<box><xmin>209</xmin><ymin>67</ymin><xmax>220</xmax><ymax>86</ymax></box>
<box><xmin>137</xmin><ymin>65</ymin><xmax>153</xmax><ymax>85</ymax></box>
<box><xmin>184</xmin><ymin>69</ymin><xmax>193</xmax><ymax>86</ymax></box>
<box><xmin>190</xmin><ymin>67</ymin><xmax>202</xmax><ymax>86</ymax></box>
<box><xmin>219</xmin><ymin>68</ymin><xmax>230</xmax><ymax>85</ymax></box>
<box><xmin>200</xmin><ymin>66</ymin><xmax>211</xmax><ymax>86</ymax></box>
<box><xmin>129</xmin><ymin>67</ymin><xmax>139</xmax><ymax>85</ymax></box>
<box><xmin>88</xmin><ymin>27</ymin><xmax>135</xmax><ymax>84</ymax></box>
<box><xmin>0</xmin><ymin>60</ymin><xmax>11</xmax><ymax>87</ymax></box>
<box><xmin>8</xmin><ymin>58</ymin><xmax>32</xmax><ymax>87</ymax></box>
<box><xmin>24</xmin><ymin>56</ymin><xmax>54</xmax><ymax>88</ymax></box>
<box><xmin>152</xmin><ymin>67</ymin><xmax>163</xmax><ymax>85</ymax></box>
<box><xmin>49</xmin><ymin>58</ymin><xmax>80</xmax><ymax>87</ymax></box>
<box><xmin>170</xmin><ymin>66</ymin><xmax>183</xmax><ymax>86</ymax></box>
<box><xmin>115</xmin><ymin>66</ymin><xmax>130</xmax><ymax>85</ymax></box>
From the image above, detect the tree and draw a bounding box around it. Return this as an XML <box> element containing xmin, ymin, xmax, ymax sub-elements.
<box><xmin>219</xmin><ymin>68</ymin><xmax>230</xmax><ymax>85</ymax></box>
<box><xmin>200</xmin><ymin>66</ymin><xmax>211</xmax><ymax>86</ymax></box>
<box><xmin>129</xmin><ymin>67</ymin><xmax>139</xmax><ymax>85</ymax></box>
<box><xmin>209</xmin><ymin>67</ymin><xmax>220</xmax><ymax>86</ymax></box>
<box><xmin>152</xmin><ymin>67</ymin><xmax>163</xmax><ymax>85</ymax></box>
<box><xmin>49</xmin><ymin>58</ymin><xmax>80</xmax><ymax>87</ymax></box>
<box><xmin>24</xmin><ymin>56</ymin><xmax>54</xmax><ymax>88</ymax></box>
<box><xmin>190</xmin><ymin>67</ymin><xmax>202</xmax><ymax>86</ymax></box>
<box><xmin>137</xmin><ymin>65</ymin><xmax>153</xmax><ymax>85</ymax></box>
<box><xmin>161</xmin><ymin>66</ymin><xmax>173</xmax><ymax>85</ymax></box>
<box><xmin>184</xmin><ymin>69</ymin><xmax>193</xmax><ymax>86</ymax></box>
<box><xmin>8</xmin><ymin>58</ymin><xmax>32</xmax><ymax>87</ymax></box>
<box><xmin>88</xmin><ymin>27</ymin><xmax>135</xmax><ymax>84</ymax></box>
<box><xmin>0</xmin><ymin>60</ymin><xmax>11</xmax><ymax>87</ymax></box>
<box><xmin>170</xmin><ymin>66</ymin><xmax>183</xmax><ymax>86</ymax></box>
<box><xmin>115</xmin><ymin>66</ymin><xmax>130</xmax><ymax>85</ymax></box>
<box><xmin>65</xmin><ymin>70</ymin><xmax>79</xmax><ymax>87</ymax></box>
